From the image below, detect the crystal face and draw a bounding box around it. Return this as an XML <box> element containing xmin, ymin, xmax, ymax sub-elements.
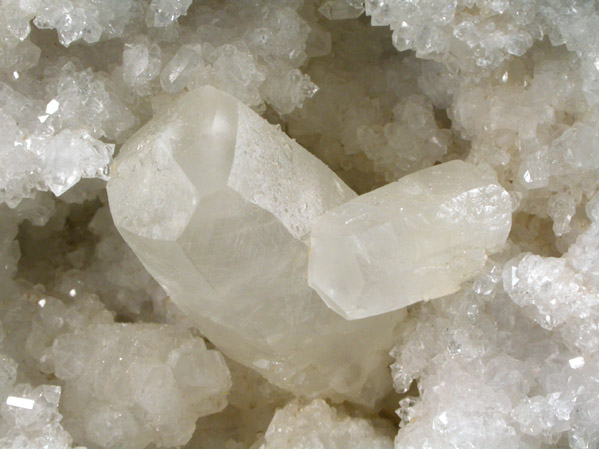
<box><xmin>107</xmin><ymin>86</ymin><xmax>405</xmax><ymax>405</ymax></box>
<box><xmin>308</xmin><ymin>160</ymin><xmax>513</xmax><ymax>319</ymax></box>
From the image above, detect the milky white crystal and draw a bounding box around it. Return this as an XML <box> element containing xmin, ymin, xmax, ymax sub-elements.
<box><xmin>51</xmin><ymin>323</ymin><xmax>230</xmax><ymax>449</ymax></box>
<box><xmin>0</xmin><ymin>354</ymin><xmax>76</xmax><ymax>449</ymax></box>
<box><xmin>260</xmin><ymin>399</ymin><xmax>393</xmax><ymax>449</ymax></box>
<box><xmin>16</xmin><ymin>291</ymin><xmax>231</xmax><ymax>449</ymax></box>
<box><xmin>107</xmin><ymin>86</ymin><xmax>405</xmax><ymax>405</ymax></box>
<box><xmin>308</xmin><ymin>160</ymin><xmax>512</xmax><ymax>319</ymax></box>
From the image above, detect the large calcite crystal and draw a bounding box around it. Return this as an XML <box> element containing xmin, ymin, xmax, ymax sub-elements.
<box><xmin>308</xmin><ymin>160</ymin><xmax>513</xmax><ymax>319</ymax></box>
<box><xmin>107</xmin><ymin>86</ymin><xmax>405</xmax><ymax>405</ymax></box>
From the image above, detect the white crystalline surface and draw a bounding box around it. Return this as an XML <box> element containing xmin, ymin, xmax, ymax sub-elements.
<box><xmin>504</xmin><ymin>209</ymin><xmax>599</xmax><ymax>355</ymax></box>
<box><xmin>51</xmin><ymin>324</ymin><xmax>231</xmax><ymax>449</ymax></box>
<box><xmin>361</xmin><ymin>0</ymin><xmax>599</xmax><ymax>103</ymax></box>
<box><xmin>22</xmin><ymin>293</ymin><xmax>231</xmax><ymax>449</ymax></box>
<box><xmin>108</xmin><ymin>85</ymin><xmax>405</xmax><ymax>405</ymax></box>
<box><xmin>260</xmin><ymin>399</ymin><xmax>393</xmax><ymax>449</ymax></box>
<box><xmin>309</xmin><ymin>160</ymin><xmax>512</xmax><ymax>319</ymax></box>
<box><xmin>0</xmin><ymin>1</ymin><xmax>318</xmax><ymax>207</ymax></box>
<box><xmin>0</xmin><ymin>378</ymin><xmax>76</xmax><ymax>449</ymax></box>
<box><xmin>0</xmin><ymin>66</ymin><xmax>126</xmax><ymax>205</ymax></box>
<box><xmin>3</xmin><ymin>1</ymin><xmax>599</xmax><ymax>449</ymax></box>
<box><xmin>390</xmin><ymin>257</ymin><xmax>599</xmax><ymax>449</ymax></box>
<box><xmin>0</xmin><ymin>352</ymin><xmax>77</xmax><ymax>449</ymax></box>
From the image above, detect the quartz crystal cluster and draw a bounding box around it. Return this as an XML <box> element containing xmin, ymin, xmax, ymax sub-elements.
<box><xmin>1</xmin><ymin>0</ymin><xmax>599</xmax><ymax>448</ymax></box>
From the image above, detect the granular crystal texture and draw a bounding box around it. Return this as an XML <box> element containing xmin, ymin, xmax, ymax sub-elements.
<box><xmin>0</xmin><ymin>61</ymin><xmax>135</xmax><ymax>206</ymax></box>
<box><xmin>0</xmin><ymin>1</ymin><xmax>319</xmax><ymax>207</ymax></box>
<box><xmin>260</xmin><ymin>399</ymin><xmax>394</xmax><ymax>449</ymax></box>
<box><xmin>390</xmin><ymin>256</ymin><xmax>599</xmax><ymax>449</ymax></box>
<box><xmin>504</xmin><ymin>205</ymin><xmax>599</xmax><ymax>356</ymax></box>
<box><xmin>309</xmin><ymin>160</ymin><xmax>512</xmax><ymax>319</ymax></box>
<box><xmin>0</xmin><ymin>382</ymin><xmax>76</xmax><ymax>449</ymax></box>
<box><xmin>107</xmin><ymin>85</ymin><xmax>405</xmax><ymax>405</ymax></box>
<box><xmin>23</xmin><ymin>293</ymin><xmax>231</xmax><ymax>449</ymax></box>
<box><xmin>0</xmin><ymin>351</ymin><xmax>77</xmax><ymax>449</ymax></box>
<box><xmin>361</xmin><ymin>0</ymin><xmax>599</xmax><ymax>104</ymax></box>
<box><xmin>51</xmin><ymin>324</ymin><xmax>231</xmax><ymax>449</ymax></box>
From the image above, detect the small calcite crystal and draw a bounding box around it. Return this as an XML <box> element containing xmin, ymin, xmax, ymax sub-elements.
<box><xmin>107</xmin><ymin>86</ymin><xmax>405</xmax><ymax>405</ymax></box>
<box><xmin>308</xmin><ymin>160</ymin><xmax>512</xmax><ymax>319</ymax></box>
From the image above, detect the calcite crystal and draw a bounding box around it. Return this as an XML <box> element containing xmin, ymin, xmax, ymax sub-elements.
<box><xmin>107</xmin><ymin>86</ymin><xmax>405</xmax><ymax>405</ymax></box>
<box><xmin>308</xmin><ymin>161</ymin><xmax>512</xmax><ymax>319</ymax></box>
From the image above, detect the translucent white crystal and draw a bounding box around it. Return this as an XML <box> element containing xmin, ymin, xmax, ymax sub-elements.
<box><xmin>504</xmin><ymin>253</ymin><xmax>588</xmax><ymax>330</ymax></box>
<box><xmin>0</xmin><ymin>371</ymin><xmax>76</xmax><ymax>449</ymax></box>
<box><xmin>260</xmin><ymin>399</ymin><xmax>393</xmax><ymax>449</ymax></box>
<box><xmin>37</xmin><ymin>129</ymin><xmax>114</xmax><ymax>196</ymax></box>
<box><xmin>504</xmin><ymin>220</ymin><xmax>599</xmax><ymax>355</ymax></box>
<box><xmin>309</xmin><ymin>160</ymin><xmax>513</xmax><ymax>319</ymax></box>
<box><xmin>1</xmin><ymin>1</ymin><xmax>318</xmax><ymax>206</ymax></box>
<box><xmin>108</xmin><ymin>86</ymin><xmax>405</xmax><ymax>404</ymax></box>
<box><xmin>392</xmin><ymin>269</ymin><xmax>599</xmax><ymax>449</ymax></box>
<box><xmin>319</xmin><ymin>0</ymin><xmax>365</xmax><ymax>20</ymax></box>
<box><xmin>160</xmin><ymin>44</ymin><xmax>204</xmax><ymax>94</ymax></box>
<box><xmin>33</xmin><ymin>0</ymin><xmax>139</xmax><ymax>46</ymax></box>
<box><xmin>0</xmin><ymin>61</ymin><xmax>134</xmax><ymax>205</ymax></box>
<box><xmin>122</xmin><ymin>37</ymin><xmax>162</xmax><ymax>96</ymax></box>
<box><xmin>33</xmin><ymin>301</ymin><xmax>231</xmax><ymax>449</ymax></box>
<box><xmin>361</xmin><ymin>0</ymin><xmax>599</xmax><ymax>102</ymax></box>
<box><xmin>1</xmin><ymin>286</ymin><xmax>231</xmax><ymax>449</ymax></box>
<box><xmin>260</xmin><ymin>62</ymin><xmax>318</xmax><ymax>115</ymax></box>
<box><xmin>149</xmin><ymin>0</ymin><xmax>192</xmax><ymax>27</ymax></box>
<box><xmin>58</xmin><ymin>326</ymin><xmax>229</xmax><ymax>449</ymax></box>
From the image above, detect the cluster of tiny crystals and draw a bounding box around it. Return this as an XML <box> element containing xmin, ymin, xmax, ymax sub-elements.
<box><xmin>1</xmin><ymin>0</ymin><xmax>599</xmax><ymax>448</ymax></box>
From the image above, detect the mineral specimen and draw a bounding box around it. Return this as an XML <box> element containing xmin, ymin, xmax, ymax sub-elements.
<box><xmin>3</xmin><ymin>0</ymin><xmax>599</xmax><ymax>448</ymax></box>
<box><xmin>309</xmin><ymin>160</ymin><xmax>513</xmax><ymax>319</ymax></box>
<box><xmin>107</xmin><ymin>85</ymin><xmax>405</xmax><ymax>405</ymax></box>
